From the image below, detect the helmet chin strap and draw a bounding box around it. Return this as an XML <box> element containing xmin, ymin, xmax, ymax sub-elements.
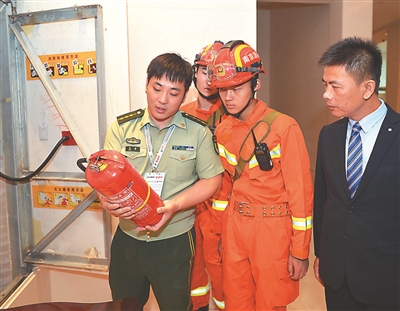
<box><xmin>222</xmin><ymin>76</ymin><xmax>258</xmax><ymax>119</ymax></box>
<box><xmin>198</xmin><ymin>90</ymin><xmax>220</xmax><ymax>101</ymax></box>
<box><xmin>224</xmin><ymin>96</ymin><xmax>254</xmax><ymax>119</ymax></box>
<box><xmin>193</xmin><ymin>73</ymin><xmax>220</xmax><ymax>101</ymax></box>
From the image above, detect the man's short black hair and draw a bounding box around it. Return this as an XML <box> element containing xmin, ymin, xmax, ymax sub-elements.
<box><xmin>147</xmin><ymin>53</ymin><xmax>193</xmax><ymax>92</ymax></box>
<box><xmin>318</xmin><ymin>37</ymin><xmax>382</xmax><ymax>94</ymax></box>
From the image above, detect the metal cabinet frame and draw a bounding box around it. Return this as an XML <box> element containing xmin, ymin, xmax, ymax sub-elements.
<box><xmin>1</xmin><ymin>5</ymin><xmax>111</xmax><ymax>302</ymax></box>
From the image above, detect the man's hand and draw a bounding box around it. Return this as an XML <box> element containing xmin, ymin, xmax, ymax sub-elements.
<box><xmin>137</xmin><ymin>174</ymin><xmax>222</xmax><ymax>232</ymax></box>
<box><xmin>288</xmin><ymin>254</ymin><xmax>309</xmax><ymax>281</ymax></box>
<box><xmin>135</xmin><ymin>199</ymin><xmax>178</xmax><ymax>232</ymax></box>
<box><xmin>97</xmin><ymin>192</ymin><xmax>136</xmax><ymax>219</ymax></box>
<box><xmin>313</xmin><ymin>257</ymin><xmax>324</xmax><ymax>286</ymax></box>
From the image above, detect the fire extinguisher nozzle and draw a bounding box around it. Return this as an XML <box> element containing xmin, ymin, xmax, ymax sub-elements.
<box><xmin>76</xmin><ymin>158</ymin><xmax>88</xmax><ymax>172</ymax></box>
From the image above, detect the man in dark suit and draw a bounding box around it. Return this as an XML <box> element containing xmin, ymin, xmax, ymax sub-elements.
<box><xmin>313</xmin><ymin>37</ymin><xmax>399</xmax><ymax>311</ymax></box>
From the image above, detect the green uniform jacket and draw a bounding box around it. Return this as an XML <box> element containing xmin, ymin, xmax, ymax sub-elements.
<box><xmin>104</xmin><ymin>108</ymin><xmax>224</xmax><ymax>241</ymax></box>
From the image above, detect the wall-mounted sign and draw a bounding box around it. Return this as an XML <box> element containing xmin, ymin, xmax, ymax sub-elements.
<box><xmin>26</xmin><ymin>51</ymin><xmax>97</xmax><ymax>80</ymax></box>
<box><xmin>32</xmin><ymin>184</ymin><xmax>102</xmax><ymax>211</ymax></box>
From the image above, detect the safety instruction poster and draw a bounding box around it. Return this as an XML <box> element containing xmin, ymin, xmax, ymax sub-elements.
<box><xmin>26</xmin><ymin>51</ymin><xmax>97</xmax><ymax>80</ymax></box>
<box><xmin>31</xmin><ymin>184</ymin><xmax>102</xmax><ymax>211</ymax></box>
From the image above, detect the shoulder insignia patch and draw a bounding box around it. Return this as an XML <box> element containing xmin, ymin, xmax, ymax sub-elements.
<box><xmin>182</xmin><ymin>112</ymin><xmax>207</xmax><ymax>126</ymax></box>
<box><xmin>117</xmin><ymin>109</ymin><xmax>144</xmax><ymax>124</ymax></box>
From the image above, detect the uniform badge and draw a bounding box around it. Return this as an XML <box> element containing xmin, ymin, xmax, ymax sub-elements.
<box><xmin>125</xmin><ymin>137</ymin><xmax>141</xmax><ymax>145</ymax></box>
<box><xmin>172</xmin><ymin>145</ymin><xmax>194</xmax><ymax>151</ymax></box>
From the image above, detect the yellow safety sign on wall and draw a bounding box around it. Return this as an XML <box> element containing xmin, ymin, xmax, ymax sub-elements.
<box><xmin>32</xmin><ymin>185</ymin><xmax>102</xmax><ymax>211</ymax></box>
<box><xmin>26</xmin><ymin>51</ymin><xmax>97</xmax><ymax>80</ymax></box>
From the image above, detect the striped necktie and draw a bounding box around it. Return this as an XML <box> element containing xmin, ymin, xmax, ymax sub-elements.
<box><xmin>347</xmin><ymin>122</ymin><xmax>363</xmax><ymax>198</ymax></box>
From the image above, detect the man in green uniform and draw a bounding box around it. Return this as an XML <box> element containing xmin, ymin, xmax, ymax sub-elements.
<box><xmin>99</xmin><ymin>53</ymin><xmax>223</xmax><ymax>310</ymax></box>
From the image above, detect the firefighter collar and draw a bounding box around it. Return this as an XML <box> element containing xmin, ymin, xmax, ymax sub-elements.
<box><xmin>144</xmin><ymin>124</ymin><xmax>175</xmax><ymax>172</ymax></box>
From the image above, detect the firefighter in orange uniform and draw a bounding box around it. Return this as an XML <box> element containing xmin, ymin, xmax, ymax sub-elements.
<box><xmin>208</xmin><ymin>40</ymin><xmax>313</xmax><ymax>310</ymax></box>
<box><xmin>181</xmin><ymin>41</ymin><xmax>227</xmax><ymax>311</ymax></box>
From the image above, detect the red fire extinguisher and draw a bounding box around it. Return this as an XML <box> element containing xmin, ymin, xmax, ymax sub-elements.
<box><xmin>77</xmin><ymin>150</ymin><xmax>163</xmax><ymax>227</ymax></box>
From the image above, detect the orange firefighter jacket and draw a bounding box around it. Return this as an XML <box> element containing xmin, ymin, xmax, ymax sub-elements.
<box><xmin>181</xmin><ymin>98</ymin><xmax>229</xmax><ymax>310</ymax></box>
<box><xmin>215</xmin><ymin>100</ymin><xmax>313</xmax><ymax>260</ymax></box>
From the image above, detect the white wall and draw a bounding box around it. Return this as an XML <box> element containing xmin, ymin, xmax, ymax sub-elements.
<box><xmin>126</xmin><ymin>0</ymin><xmax>257</xmax><ymax>111</ymax></box>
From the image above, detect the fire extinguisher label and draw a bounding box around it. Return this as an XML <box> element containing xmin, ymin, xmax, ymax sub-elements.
<box><xmin>107</xmin><ymin>186</ymin><xmax>145</xmax><ymax>211</ymax></box>
<box><xmin>107</xmin><ymin>185</ymin><xmax>156</xmax><ymax>222</ymax></box>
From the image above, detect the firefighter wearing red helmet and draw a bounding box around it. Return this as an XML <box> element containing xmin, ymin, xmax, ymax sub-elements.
<box><xmin>210</xmin><ymin>40</ymin><xmax>314</xmax><ymax>310</ymax></box>
<box><xmin>193</xmin><ymin>40</ymin><xmax>224</xmax><ymax>95</ymax></box>
<box><xmin>208</xmin><ymin>40</ymin><xmax>266</xmax><ymax>120</ymax></box>
<box><xmin>181</xmin><ymin>41</ymin><xmax>227</xmax><ymax>311</ymax></box>
<box><xmin>208</xmin><ymin>41</ymin><xmax>265</xmax><ymax>87</ymax></box>
<box><xmin>191</xmin><ymin>40</ymin><xmax>225</xmax><ymax>112</ymax></box>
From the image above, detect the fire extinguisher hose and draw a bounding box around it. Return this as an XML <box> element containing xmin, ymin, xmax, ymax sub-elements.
<box><xmin>76</xmin><ymin>157</ymin><xmax>88</xmax><ymax>172</ymax></box>
<box><xmin>0</xmin><ymin>135</ymin><xmax>70</xmax><ymax>182</ymax></box>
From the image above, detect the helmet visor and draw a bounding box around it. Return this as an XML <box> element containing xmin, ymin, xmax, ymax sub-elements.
<box><xmin>207</xmin><ymin>63</ymin><xmax>237</xmax><ymax>82</ymax></box>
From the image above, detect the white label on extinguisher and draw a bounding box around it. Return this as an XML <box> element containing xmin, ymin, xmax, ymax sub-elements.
<box><xmin>107</xmin><ymin>185</ymin><xmax>145</xmax><ymax>211</ymax></box>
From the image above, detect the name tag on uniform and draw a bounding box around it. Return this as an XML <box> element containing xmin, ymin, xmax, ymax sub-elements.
<box><xmin>126</xmin><ymin>146</ymin><xmax>140</xmax><ymax>152</ymax></box>
<box><xmin>172</xmin><ymin>145</ymin><xmax>194</xmax><ymax>151</ymax></box>
<box><xmin>144</xmin><ymin>172</ymin><xmax>165</xmax><ymax>197</ymax></box>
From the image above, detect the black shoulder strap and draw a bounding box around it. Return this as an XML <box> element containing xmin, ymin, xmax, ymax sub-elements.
<box><xmin>117</xmin><ymin>109</ymin><xmax>144</xmax><ymax>125</ymax></box>
<box><xmin>206</xmin><ymin>105</ymin><xmax>225</xmax><ymax>128</ymax></box>
<box><xmin>182</xmin><ymin>112</ymin><xmax>207</xmax><ymax>126</ymax></box>
<box><xmin>234</xmin><ymin>110</ymin><xmax>281</xmax><ymax>181</ymax></box>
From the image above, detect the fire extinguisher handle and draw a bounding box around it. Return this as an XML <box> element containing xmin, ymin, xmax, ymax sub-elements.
<box><xmin>77</xmin><ymin>158</ymin><xmax>88</xmax><ymax>172</ymax></box>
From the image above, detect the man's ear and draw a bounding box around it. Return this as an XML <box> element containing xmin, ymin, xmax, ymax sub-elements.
<box><xmin>254</xmin><ymin>79</ymin><xmax>261</xmax><ymax>92</ymax></box>
<box><xmin>363</xmin><ymin>79</ymin><xmax>375</xmax><ymax>100</ymax></box>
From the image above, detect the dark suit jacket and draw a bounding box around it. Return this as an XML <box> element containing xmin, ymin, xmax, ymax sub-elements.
<box><xmin>313</xmin><ymin>104</ymin><xmax>399</xmax><ymax>306</ymax></box>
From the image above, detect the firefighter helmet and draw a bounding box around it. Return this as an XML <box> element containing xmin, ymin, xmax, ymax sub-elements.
<box><xmin>208</xmin><ymin>40</ymin><xmax>266</xmax><ymax>88</ymax></box>
<box><xmin>193</xmin><ymin>41</ymin><xmax>224</xmax><ymax>100</ymax></box>
<box><xmin>194</xmin><ymin>40</ymin><xmax>224</xmax><ymax>67</ymax></box>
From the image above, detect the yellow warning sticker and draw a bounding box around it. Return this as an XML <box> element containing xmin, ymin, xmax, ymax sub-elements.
<box><xmin>32</xmin><ymin>184</ymin><xmax>102</xmax><ymax>212</ymax></box>
<box><xmin>26</xmin><ymin>51</ymin><xmax>97</xmax><ymax>81</ymax></box>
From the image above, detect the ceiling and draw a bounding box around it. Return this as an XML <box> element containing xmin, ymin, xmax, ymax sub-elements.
<box><xmin>257</xmin><ymin>0</ymin><xmax>400</xmax><ymax>43</ymax></box>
